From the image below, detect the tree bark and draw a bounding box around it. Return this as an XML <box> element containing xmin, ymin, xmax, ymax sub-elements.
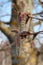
<box><xmin>0</xmin><ymin>0</ymin><xmax>39</xmax><ymax>65</ymax></box>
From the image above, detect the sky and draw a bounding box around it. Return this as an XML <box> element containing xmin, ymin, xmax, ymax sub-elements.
<box><xmin>0</xmin><ymin>0</ymin><xmax>43</xmax><ymax>48</ymax></box>
<box><xmin>0</xmin><ymin>0</ymin><xmax>12</xmax><ymax>22</ymax></box>
<box><xmin>0</xmin><ymin>0</ymin><xmax>12</xmax><ymax>42</ymax></box>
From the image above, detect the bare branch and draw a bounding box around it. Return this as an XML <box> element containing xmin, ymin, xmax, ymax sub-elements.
<box><xmin>32</xmin><ymin>11</ymin><xmax>43</xmax><ymax>15</ymax></box>
<box><xmin>33</xmin><ymin>21</ymin><xmax>43</xmax><ymax>26</ymax></box>
<box><xmin>0</xmin><ymin>22</ymin><xmax>16</xmax><ymax>43</ymax></box>
<box><xmin>12</xmin><ymin>29</ymin><xmax>43</xmax><ymax>40</ymax></box>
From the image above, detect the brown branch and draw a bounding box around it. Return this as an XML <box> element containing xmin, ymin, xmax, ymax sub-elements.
<box><xmin>39</xmin><ymin>0</ymin><xmax>43</xmax><ymax>6</ymax></box>
<box><xmin>0</xmin><ymin>22</ymin><xmax>16</xmax><ymax>43</ymax></box>
<box><xmin>12</xmin><ymin>30</ymin><xmax>43</xmax><ymax>39</ymax></box>
<box><xmin>0</xmin><ymin>13</ymin><xmax>43</xmax><ymax>24</ymax></box>
<box><xmin>26</xmin><ymin>14</ymin><xmax>43</xmax><ymax>22</ymax></box>
<box><xmin>32</xmin><ymin>11</ymin><xmax>43</xmax><ymax>15</ymax></box>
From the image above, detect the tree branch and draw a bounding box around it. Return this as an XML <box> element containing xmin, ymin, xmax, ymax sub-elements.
<box><xmin>0</xmin><ymin>22</ymin><xmax>16</xmax><ymax>43</ymax></box>
<box><xmin>33</xmin><ymin>21</ymin><xmax>43</xmax><ymax>26</ymax></box>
